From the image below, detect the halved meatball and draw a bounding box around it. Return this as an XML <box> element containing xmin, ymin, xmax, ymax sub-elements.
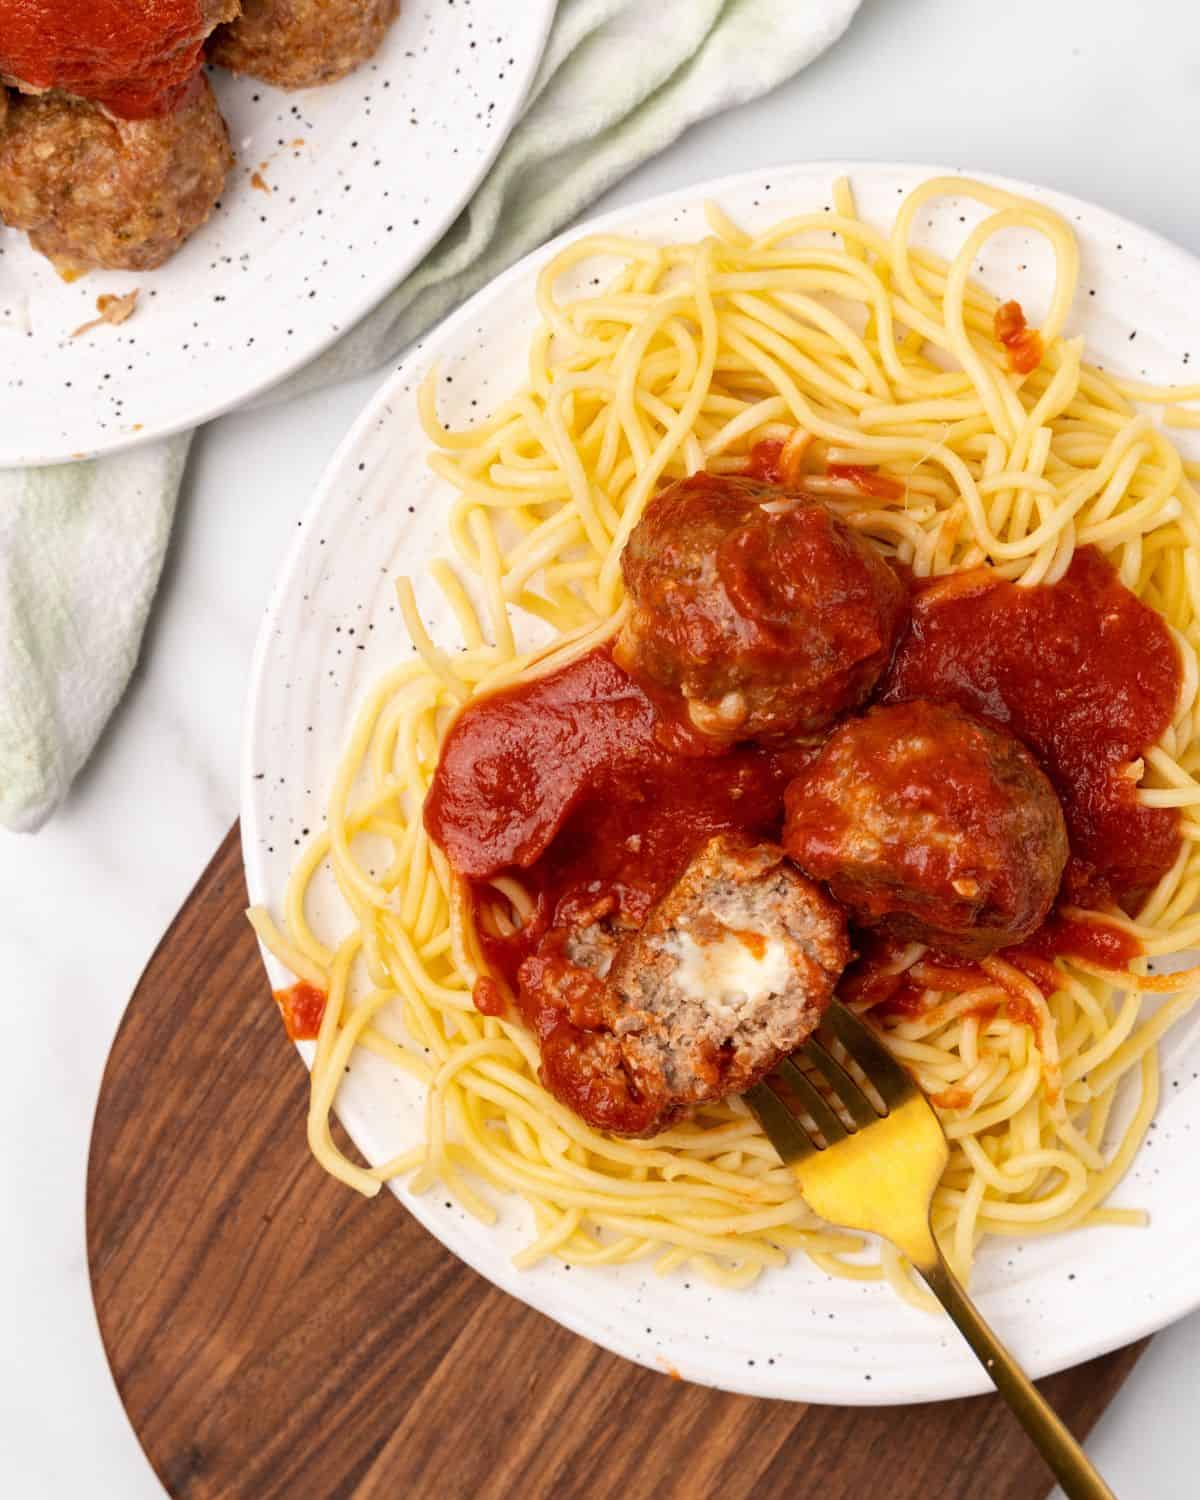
<box><xmin>783</xmin><ymin>700</ymin><xmax>1068</xmax><ymax>958</ymax></box>
<box><xmin>519</xmin><ymin>835</ymin><xmax>849</xmax><ymax>1137</ymax></box>
<box><xmin>209</xmin><ymin>0</ymin><xmax>398</xmax><ymax>89</ymax></box>
<box><xmin>611</xmin><ymin>836</ymin><xmax>850</xmax><ymax>1109</ymax></box>
<box><xmin>615</xmin><ymin>472</ymin><xmax>908</xmax><ymax>743</ymax></box>
<box><xmin>0</xmin><ymin>77</ymin><xmax>232</xmax><ymax>273</ymax></box>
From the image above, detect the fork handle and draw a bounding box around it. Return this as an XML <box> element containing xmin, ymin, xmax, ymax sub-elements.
<box><xmin>918</xmin><ymin>1252</ymin><xmax>1116</xmax><ymax>1500</ymax></box>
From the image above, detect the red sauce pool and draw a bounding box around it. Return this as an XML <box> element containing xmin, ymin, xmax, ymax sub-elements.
<box><xmin>274</xmin><ymin>982</ymin><xmax>327</xmax><ymax>1042</ymax></box>
<box><xmin>882</xmin><ymin>547</ymin><xmax>1181</xmax><ymax>907</ymax></box>
<box><xmin>424</xmin><ymin>645</ymin><xmax>816</xmax><ymax>990</ymax></box>
<box><xmin>0</xmin><ymin>0</ymin><xmax>210</xmax><ymax>118</ymax></box>
<box><xmin>1016</xmin><ymin>911</ymin><xmax>1143</xmax><ymax>972</ymax></box>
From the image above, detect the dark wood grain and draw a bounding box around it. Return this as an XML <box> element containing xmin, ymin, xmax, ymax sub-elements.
<box><xmin>87</xmin><ymin>825</ymin><xmax>1145</xmax><ymax>1500</ymax></box>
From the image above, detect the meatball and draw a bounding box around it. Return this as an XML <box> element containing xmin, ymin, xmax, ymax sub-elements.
<box><xmin>0</xmin><ymin>77</ymin><xmax>232</xmax><ymax>273</ymax></box>
<box><xmin>519</xmin><ymin>835</ymin><xmax>849</xmax><ymax>1137</ymax></box>
<box><xmin>209</xmin><ymin>0</ymin><xmax>399</xmax><ymax>89</ymax></box>
<box><xmin>0</xmin><ymin>0</ymin><xmax>239</xmax><ymax>118</ymax></box>
<box><xmin>614</xmin><ymin>472</ymin><xmax>908</xmax><ymax>743</ymax></box>
<box><xmin>611</xmin><ymin>836</ymin><xmax>849</xmax><ymax>1112</ymax></box>
<box><xmin>783</xmin><ymin>700</ymin><xmax>1068</xmax><ymax>958</ymax></box>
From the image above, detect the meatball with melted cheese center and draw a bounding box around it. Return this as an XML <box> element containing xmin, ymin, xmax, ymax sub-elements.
<box><xmin>614</xmin><ymin>471</ymin><xmax>908</xmax><ymax>743</ymax></box>
<box><xmin>518</xmin><ymin>834</ymin><xmax>849</xmax><ymax>1137</ymax></box>
<box><xmin>784</xmin><ymin>699</ymin><xmax>1068</xmax><ymax>958</ymax></box>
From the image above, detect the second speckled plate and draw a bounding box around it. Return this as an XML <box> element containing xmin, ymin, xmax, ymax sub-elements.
<box><xmin>0</xmin><ymin>1</ymin><xmax>554</xmax><ymax>467</ymax></box>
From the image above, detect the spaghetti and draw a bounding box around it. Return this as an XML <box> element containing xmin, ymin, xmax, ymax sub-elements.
<box><xmin>250</xmin><ymin>175</ymin><xmax>1200</xmax><ymax>1306</ymax></box>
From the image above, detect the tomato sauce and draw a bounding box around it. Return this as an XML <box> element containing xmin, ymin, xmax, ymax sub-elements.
<box><xmin>836</xmin><ymin>934</ymin><xmax>916</xmax><ymax>1009</ymax></box>
<box><xmin>1006</xmin><ymin>952</ymin><xmax>1062</xmax><ymax>996</ymax></box>
<box><xmin>428</xmin><ymin>648</ymin><xmax>736</xmax><ymax>879</ymax></box>
<box><xmin>472</xmin><ymin>975</ymin><xmax>507</xmax><ymax>1017</ymax></box>
<box><xmin>865</xmin><ymin>958</ymin><xmax>1045</xmax><ymax>1039</ymax></box>
<box><xmin>274</xmin><ymin>982</ymin><xmax>327</xmax><ymax>1042</ymax></box>
<box><xmin>852</xmin><ymin>910</ymin><xmax>1141</xmax><ymax>1030</ymax></box>
<box><xmin>931</xmin><ymin>1086</ymin><xmax>973</xmax><ymax>1110</ymax></box>
<box><xmin>994</xmin><ymin>300</ymin><xmax>1044</xmax><ymax>375</ymax></box>
<box><xmin>913</xmin><ymin>955</ymin><xmax>996</xmax><ymax>992</ymax></box>
<box><xmin>972</xmin><ymin>990</ymin><xmax>1042</xmax><ymax>1036</ymax></box>
<box><xmin>825</xmin><ymin>464</ymin><xmax>905</xmax><ymax>501</ymax></box>
<box><xmin>745</xmin><ymin>438</ymin><xmax>786</xmax><ymax>483</ymax></box>
<box><xmin>871</xmin><ymin>978</ymin><xmax>929</xmax><ymax>1019</ymax></box>
<box><xmin>882</xmin><ymin>547</ymin><xmax>1181</xmax><ymax>907</ymax></box>
<box><xmin>0</xmin><ymin>0</ymin><xmax>210</xmax><ymax>118</ymax></box>
<box><xmin>1016</xmin><ymin>911</ymin><xmax>1142</xmax><ymax>972</ymax></box>
<box><xmin>425</xmin><ymin>522</ymin><xmax>1173</xmax><ymax>1131</ymax></box>
<box><xmin>743</xmin><ymin>441</ymin><xmax>904</xmax><ymax>502</ymax></box>
<box><xmin>425</xmin><ymin>645</ymin><xmax>817</xmax><ymax>990</ymax></box>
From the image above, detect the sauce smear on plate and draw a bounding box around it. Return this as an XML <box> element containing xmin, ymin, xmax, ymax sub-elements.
<box><xmin>275</xmin><ymin>981</ymin><xmax>327</xmax><ymax>1041</ymax></box>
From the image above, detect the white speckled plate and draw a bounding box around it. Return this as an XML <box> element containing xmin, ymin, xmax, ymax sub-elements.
<box><xmin>0</xmin><ymin>0</ymin><xmax>554</xmax><ymax>467</ymax></box>
<box><xmin>242</xmin><ymin>164</ymin><xmax>1200</xmax><ymax>1404</ymax></box>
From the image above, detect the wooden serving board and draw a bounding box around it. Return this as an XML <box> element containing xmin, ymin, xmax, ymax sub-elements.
<box><xmin>87</xmin><ymin>827</ymin><xmax>1145</xmax><ymax>1500</ymax></box>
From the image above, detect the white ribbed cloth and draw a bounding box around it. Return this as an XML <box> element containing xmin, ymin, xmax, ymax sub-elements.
<box><xmin>0</xmin><ymin>0</ymin><xmax>861</xmax><ymax>831</ymax></box>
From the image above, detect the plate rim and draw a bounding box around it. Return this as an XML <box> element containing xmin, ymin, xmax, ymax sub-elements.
<box><xmin>3</xmin><ymin>0</ymin><xmax>557</xmax><ymax>470</ymax></box>
<box><xmin>240</xmin><ymin>159</ymin><xmax>1200</xmax><ymax>1405</ymax></box>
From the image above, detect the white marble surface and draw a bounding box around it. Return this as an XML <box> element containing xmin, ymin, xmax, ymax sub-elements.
<box><xmin>3</xmin><ymin>1</ymin><xmax>1199</xmax><ymax>1494</ymax></box>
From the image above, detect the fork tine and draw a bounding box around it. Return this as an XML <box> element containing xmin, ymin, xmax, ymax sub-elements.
<box><xmin>800</xmin><ymin>1037</ymin><xmax>880</xmax><ymax>1127</ymax></box>
<box><xmin>744</xmin><ymin>1082</ymin><xmax>819</xmax><ymax>1165</ymax></box>
<box><xmin>819</xmin><ymin>1001</ymin><xmax>915</xmax><ymax>1111</ymax></box>
<box><xmin>770</xmin><ymin>1058</ymin><xmax>850</xmax><ymax>1144</ymax></box>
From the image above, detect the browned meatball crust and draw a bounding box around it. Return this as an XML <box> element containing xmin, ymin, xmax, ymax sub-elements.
<box><xmin>209</xmin><ymin>0</ymin><xmax>398</xmax><ymax>89</ymax></box>
<box><xmin>205</xmin><ymin>0</ymin><xmax>243</xmax><ymax>31</ymax></box>
<box><xmin>615</xmin><ymin>472</ymin><xmax>908</xmax><ymax>743</ymax></box>
<box><xmin>783</xmin><ymin>700</ymin><xmax>1068</xmax><ymax>958</ymax></box>
<box><xmin>0</xmin><ymin>77</ymin><xmax>232</xmax><ymax>273</ymax></box>
<box><xmin>520</xmin><ymin>835</ymin><xmax>849</xmax><ymax>1137</ymax></box>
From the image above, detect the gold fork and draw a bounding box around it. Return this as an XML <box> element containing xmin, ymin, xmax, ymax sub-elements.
<box><xmin>745</xmin><ymin>1000</ymin><xmax>1116</xmax><ymax>1500</ymax></box>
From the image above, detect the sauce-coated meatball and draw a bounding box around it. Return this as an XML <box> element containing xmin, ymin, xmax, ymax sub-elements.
<box><xmin>519</xmin><ymin>834</ymin><xmax>849</xmax><ymax>1137</ymax></box>
<box><xmin>0</xmin><ymin>0</ymin><xmax>238</xmax><ymax>118</ymax></box>
<box><xmin>0</xmin><ymin>77</ymin><xmax>231</xmax><ymax>272</ymax></box>
<box><xmin>209</xmin><ymin>0</ymin><xmax>398</xmax><ymax>89</ymax></box>
<box><xmin>615</xmin><ymin>472</ymin><xmax>908</xmax><ymax>742</ymax></box>
<box><xmin>783</xmin><ymin>700</ymin><xmax>1068</xmax><ymax>958</ymax></box>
